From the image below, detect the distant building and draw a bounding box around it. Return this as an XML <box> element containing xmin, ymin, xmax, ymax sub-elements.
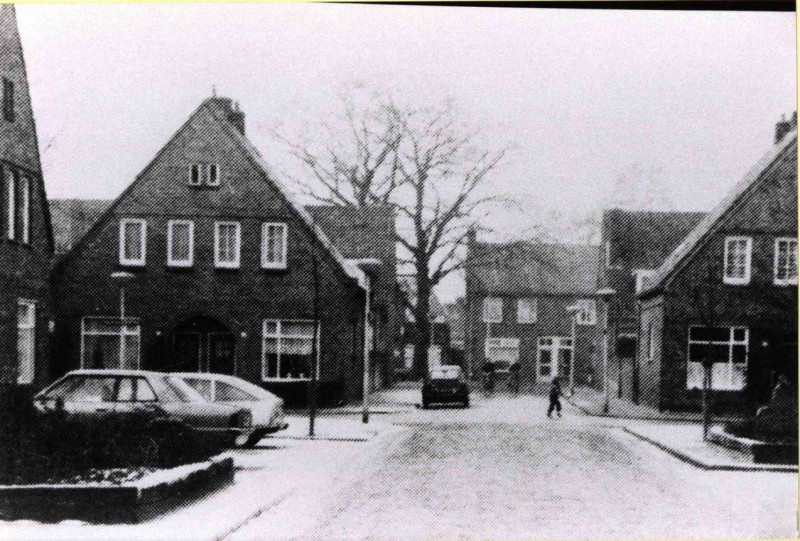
<box><xmin>465</xmin><ymin>234</ymin><xmax>600</xmax><ymax>389</ymax></box>
<box><xmin>443</xmin><ymin>297</ymin><xmax>466</xmax><ymax>352</ymax></box>
<box><xmin>638</xmin><ymin>118</ymin><xmax>797</xmax><ymax>413</ymax></box>
<box><xmin>51</xmin><ymin>97</ymin><xmax>375</xmax><ymax>406</ymax></box>
<box><xmin>0</xmin><ymin>5</ymin><xmax>54</xmax><ymax>391</ymax></box>
<box><xmin>597</xmin><ymin>209</ymin><xmax>705</xmax><ymax>403</ymax></box>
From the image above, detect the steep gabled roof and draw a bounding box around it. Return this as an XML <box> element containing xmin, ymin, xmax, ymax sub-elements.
<box><xmin>642</xmin><ymin>129</ymin><xmax>798</xmax><ymax>296</ymax></box>
<box><xmin>49</xmin><ymin>198</ymin><xmax>112</xmax><ymax>255</ymax></box>
<box><xmin>603</xmin><ymin>209</ymin><xmax>706</xmax><ymax>270</ymax></box>
<box><xmin>468</xmin><ymin>241</ymin><xmax>599</xmax><ymax>296</ymax></box>
<box><xmin>306</xmin><ymin>205</ymin><xmax>395</xmax><ymax>263</ymax></box>
<box><xmin>54</xmin><ymin>97</ymin><xmax>367</xmax><ymax>289</ymax></box>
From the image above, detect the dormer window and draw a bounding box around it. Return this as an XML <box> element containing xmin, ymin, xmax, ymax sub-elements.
<box><xmin>190</xmin><ymin>164</ymin><xmax>220</xmax><ymax>187</ymax></box>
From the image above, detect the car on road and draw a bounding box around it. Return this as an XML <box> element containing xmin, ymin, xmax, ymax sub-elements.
<box><xmin>33</xmin><ymin>369</ymin><xmax>254</xmax><ymax>447</ymax></box>
<box><xmin>422</xmin><ymin>365</ymin><xmax>470</xmax><ymax>409</ymax></box>
<box><xmin>174</xmin><ymin>373</ymin><xmax>288</xmax><ymax>447</ymax></box>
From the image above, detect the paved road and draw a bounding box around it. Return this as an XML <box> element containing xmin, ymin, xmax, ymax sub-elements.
<box><xmin>229</xmin><ymin>394</ymin><xmax>798</xmax><ymax>541</ymax></box>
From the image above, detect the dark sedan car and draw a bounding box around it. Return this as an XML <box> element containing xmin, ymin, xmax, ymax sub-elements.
<box><xmin>33</xmin><ymin>370</ymin><xmax>254</xmax><ymax>447</ymax></box>
<box><xmin>422</xmin><ymin>366</ymin><xmax>470</xmax><ymax>408</ymax></box>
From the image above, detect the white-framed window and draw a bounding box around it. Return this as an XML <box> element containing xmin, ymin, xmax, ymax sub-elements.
<box><xmin>80</xmin><ymin>317</ymin><xmax>141</xmax><ymax>369</ymax></box>
<box><xmin>167</xmin><ymin>220</ymin><xmax>194</xmax><ymax>267</ymax></box>
<box><xmin>517</xmin><ymin>298</ymin><xmax>537</xmax><ymax>323</ymax></box>
<box><xmin>485</xmin><ymin>337</ymin><xmax>520</xmax><ymax>372</ymax></box>
<box><xmin>723</xmin><ymin>236</ymin><xmax>752</xmax><ymax>285</ymax></box>
<box><xmin>633</xmin><ymin>269</ymin><xmax>656</xmax><ymax>294</ymax></box>
<box><xmin>17</xmin><ymin>300</ymin><xmax>35</xmax><ymax>384</ymax></box>
<box><xmin>214</xmin><ymin>221</ymin><xmax>241</xmax><ymax>268</ymax></box>
<box><xmin>686</xmin><ymin>326</ymin><xmax>748</xmax><ymax>391</ymax></box>
<box><xmin>575</xmin><ymin>299</ymin><xmax>596</xmax><ymax>325</ymax></box>
<box><xmin>190</xmin><ymin>163</ymin><xmax>220</xmax><ymax>187</ymax></box>
<box><xmin>119</xmin><ymin>219</ymin><xmax>147</xmax><ymax>266</ymax></box>
<box><xmin>403</xmin><ymin>344</ymin><xmax>414</xmax><ymax>370</ymax></box>
<box><xmin>774</xmin><ymin>237</ymin><xmax>798</xmax><ymax>285</ymax></box>
<box><xmin>261</xmin><ymin>320</ymin><xmax>320</xmax><ymax>381</ymax></box>
<box><xmin>19</xmin><ymin>175</ymin><xmax>29</xmax><ymax>244</ymax></box>
<box><xmin>6</xmin><ymin>168</ymin><xmax>15</xmax><ymax>240</ymax></box>
<box><xmin>261</xmin><ymin>222</ymin><xmax>288</xmax><ymax>269</ymax></box>
<box><xmin>482</xmin><ymin>297</ymin><xmax>503</xmax><ymax>323</ymax></box>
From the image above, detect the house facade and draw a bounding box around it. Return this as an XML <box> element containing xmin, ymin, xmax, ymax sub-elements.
<box><xmin>52</xmin><ymin>97</ymin><xmax>372</xmax><ymax>406</ymax></box>
<box><xmin>638</xmin><ymin>120</ymin><xmax>798</xmax><ymax>413</ymax></box>
<box><xmin>597</xmin><ymin>209</ymin><xmax>705</xmax><ymax>403</ymax></box>
<box><xmin>0</xmin><ymin>5</ymin><xmax>54</xmax><ymax>393</ymax></box>
<box><xmin>465</xmin><ymin>235</ymin><xmax>600</xmax><ymax>389</ymax></box>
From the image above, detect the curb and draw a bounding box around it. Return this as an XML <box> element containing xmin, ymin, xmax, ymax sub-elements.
<box><xmin>622</xmin><ymin>427</ymin><xmax>798</xmax><ymax>473</ymax></box>
<box><xmin>565</xmin><ymin>397</ymin><xmax>744</xmax><ymax>424</ymax></box>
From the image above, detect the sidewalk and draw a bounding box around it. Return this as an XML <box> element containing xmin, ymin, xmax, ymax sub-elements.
<box><xmin>566</xmin><ymin>385</ymin><xmax>745</xmax><ymax>423</ymax></box>
<box><xmin>0</xmin><ymin>418</ymin><xmax>406</xmax><ymax>541</ymax></box>
<box><xmin>622</xmin><ymin>422</ymin><xmax>798</xmax><ymax>473</ymax></box>
<box><xmin>266</xmin><ymin>414</ymin><xmax>394</xmax><ymax>442</ymax></box>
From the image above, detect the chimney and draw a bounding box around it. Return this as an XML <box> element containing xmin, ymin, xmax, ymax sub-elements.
<box><xmin>228</xmin><ymin>101</ymin><xmax>245</xmax><ymax>136</ymax></box>
<box><xmin>774</xmin><ymin>111</ymin><xmax>796</xmax><ymax>144</ymax></box>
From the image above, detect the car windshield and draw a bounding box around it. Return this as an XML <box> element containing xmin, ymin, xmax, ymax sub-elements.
<box><xmin>44</xmin><ymin>376</ymin><xmax>117</xmax><ymax>402</ymax></box>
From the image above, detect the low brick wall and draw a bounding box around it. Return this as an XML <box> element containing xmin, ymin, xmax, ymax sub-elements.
<box><xmin>709</xmin><ymin>427</ymin><xmax>798</xmax><ymax>465</ymax></box>
<box><xmin>0</xmin><ymin>455</ymin><xmax>234</xmax><ymax>523</ymax></box>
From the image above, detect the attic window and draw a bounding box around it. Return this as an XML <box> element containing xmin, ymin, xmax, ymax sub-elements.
<box><xmin>3</xmin><ymin>78</ymin><xmax>14</xmax><ymax>123</ymax></box>
<box><xmin>190</xmin><ymin>164</ymin><xmax>220</xmax><ymax>187</ymax></box>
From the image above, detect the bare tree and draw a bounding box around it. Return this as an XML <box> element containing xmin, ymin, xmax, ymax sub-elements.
<box><xmin>284</xmin><ymin>90</ymin><xmax>509</xmax><ymax>378</ymax></box>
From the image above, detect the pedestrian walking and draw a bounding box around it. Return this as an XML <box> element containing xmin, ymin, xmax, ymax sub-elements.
<box><xmin>547</xmin><ymin>376</ymin><xmax>562</xmax><ymax>417</ymax></box>
<box><xmin>482</xmin><ymin>360</ymin><xmax>495</xmax><ymax>396</ymax></box>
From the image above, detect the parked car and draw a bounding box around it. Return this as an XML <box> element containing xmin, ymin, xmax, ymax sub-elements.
<box><xmin>174</xmin><ymin>373</ymin><xmax>288</xmax><ymax>448</ymax></box>
<box><xmin>422</xmin><ymin>365</ymin><xmax>470</xmax><ymax>409</ymax></box>
<box><xmin>33</xmin><ymin>369</ymin><xmax>254</xmax><ymax>447</ymax></box>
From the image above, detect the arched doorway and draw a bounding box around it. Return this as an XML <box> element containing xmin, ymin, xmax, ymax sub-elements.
<box><xmin>168</xmin><ymin>316</ymin><xmax>236</xmax><ymax>374</ymax></box>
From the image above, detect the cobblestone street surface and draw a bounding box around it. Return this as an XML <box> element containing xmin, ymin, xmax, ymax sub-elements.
<box><xmin>229</xmin><ymin>393</ymin><xmax>798</xmax><ymax>541</ymax></box>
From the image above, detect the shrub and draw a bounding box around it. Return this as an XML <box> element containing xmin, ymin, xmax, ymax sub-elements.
<box><xmin>0</xmin><ymin>389</ymin><xmax>224</xmax><ymax>485</ymax></box>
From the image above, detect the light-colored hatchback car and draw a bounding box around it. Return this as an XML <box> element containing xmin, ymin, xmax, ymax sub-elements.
<box><xmin>174</xmin><ymin>373</ymin><xmax>288</xmax><ymax>448</ymax></box>
<box><xmin>33</xmin><ymin>369</ymin><xmax>254</xmax><ymax>447</ymax></box>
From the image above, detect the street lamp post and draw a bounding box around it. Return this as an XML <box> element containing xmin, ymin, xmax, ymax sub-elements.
<box><xmin>111</xmin><ymin>272</ymin><xmax>135</xmax><ymax>368</ymax></box>
<box><xmin>596</xmin><ymin>288</ymin><xmax>616</xmax><ymax>415</ymax></box>
<box><xmin>565</xmin><ymin>304</ymin><xmax>580</xmax><ymax>397</ymax></box>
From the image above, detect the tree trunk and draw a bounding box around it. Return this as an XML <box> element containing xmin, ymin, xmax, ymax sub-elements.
<box><xmin>412</xmin><ymin>264</ymin><xmax>432</xmax><ymax>380</ymax></box>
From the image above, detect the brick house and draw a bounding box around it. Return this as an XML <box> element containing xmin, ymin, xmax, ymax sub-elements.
<box><xmin>597</xmin><ymin>209</ymin><xmax>705</xmax><ymax>403</ymax></box>
<box><xmin>51</xmin><ymin>96</ymin><xmax>374</xmax><ymax>406</ymax></box>
<box><xmin>638</xmin><ymin>120</ymin><xmax>798</xmax><ymax>413</ymax></box>
<box><xmin>465</xmin><ymin>234</ymin><xmax>600</xmax><ymax>390</ymax></box>
<box><xmin>306</xmin><ymin>204</ymin><xmax>400</xmax><ymax>389</ymax></box>
<box><xmin>51</xmin><ymin>200</ymin><xmax>401</xmax><ymax>394</ymax></box>
<box><xmin>0</xmin><ymin>5</ymin><xmax>55</xmax><ymax>392</ymax></box>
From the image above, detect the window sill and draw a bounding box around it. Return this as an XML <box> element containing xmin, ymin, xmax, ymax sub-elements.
<box><xmin>167</xmin><ymin>263</ymin><xmax>194</xmax><ymax>270</ymax></box>
<box><xmin>263</xmin><ymin>378</ymin><xmax>312</xmax><ymax>383</ymax></box>
<box><xmin>722</xmin><ymin>278</ymin><xmax>750</xmax><ymax>286</ymax></box>
<box><xmin>214</xmin><ymin>264</ymin><xmax>241</xmax><ymax>270</ymax></box>
<box><xmin>119</xmin><ymin>261</ymin><xmax>146</xmax><ymax>268</ymax></box>
<box><xmin>261</xmin><ymin>264</ymin><xmax>288</xmax><ymax>271</ymax></box>
<box><xmin>773</xmin><ymin>279</ymin><xmax>798</xmax><ymax>287</ymax></box>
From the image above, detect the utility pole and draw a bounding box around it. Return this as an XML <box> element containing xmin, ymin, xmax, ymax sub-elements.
<box><xmin>596</xmin><ymin>288</ymin><xmax>616</xmax><ymax>415</ymax></box>
<box><xmin>309</xmin><ymin>252</ymin><xmax>320</xmax><ymax>438</ymax></box>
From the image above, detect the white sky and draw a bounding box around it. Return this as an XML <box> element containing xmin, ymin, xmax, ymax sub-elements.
<box><xmin>17</xmin><ymin>4</ymin><xmax>796</xmax><ymax>302</ymax></box>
